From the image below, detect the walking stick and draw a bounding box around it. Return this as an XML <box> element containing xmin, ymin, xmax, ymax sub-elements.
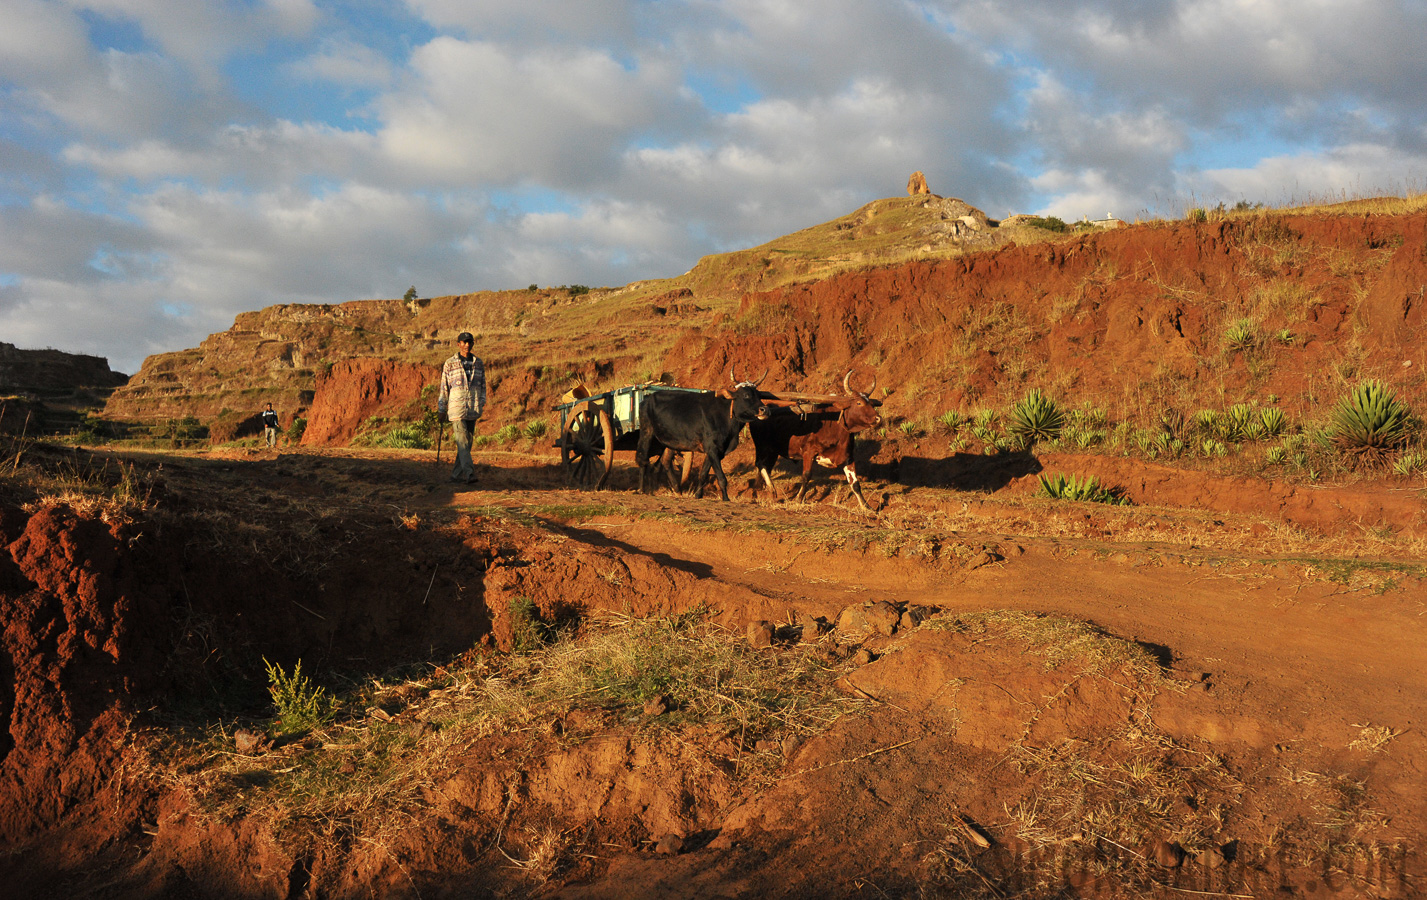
<box><xmin>435</xmin><ymin>421</ymin><xmax>445</xmax><ymax>466</ymax></box>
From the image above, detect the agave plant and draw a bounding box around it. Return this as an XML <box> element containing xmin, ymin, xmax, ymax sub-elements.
<box><xmin>1392</xmin><ymin>452</ymin><xmax>1424</xmax><ymax>477</ymax></box>
<box><xmin>1223</xmin><ymin>318</ymin><xmax>1261</xmax><ymax>354</ymax></box>
<box><xmin>1331</xmin><ymin>380</ymin><xmax>1410</xmax><ymax>467</ymax></box>
<box><xmin>937</xmin><ymin>410</ymin><xmax>965</xmax><ymax>434</ymax></box>
<box><xmin>1225</xmin><ymin>404</ymin><xmax>1256</xmax><ymax>441</ymax></box>
<box><xmin>1193</xmin><ymin>409</ymin><xmax>1222</xmax><ymax>437</ymax></box>
<box><xmin>1259</xmin><ymin>407</ymin><xmax>1287</xmax><ymax>438</ymax></box>
<box><xmin>1005</xmin><ymin>389</ymin><xmax>1066</xmax><ymax>448</ymax></box>
<box><xmin>1037</xmin><ymin>473</ymin><xmax>1131</xmax><ymax>505</ymax></box>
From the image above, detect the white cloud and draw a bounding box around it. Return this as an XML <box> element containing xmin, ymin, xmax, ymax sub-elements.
<box><xmin>374</xmin><ymin>37</ymin><xmax>688</xmax><ymax>185</ymax></box>
<box><xmin>405</xmin><ymin>0</ymin><xmax>639</xmax><ymax>46</ymax></box>
<box><xmin>1188</xmin><ymin>143</ymin><xmax>1427</xmax><ymax>207</ymax></box>
<box><xmin>286</xmin><ymin>38</ymin><xmax>395</xmax><ymax>88</ymax></box>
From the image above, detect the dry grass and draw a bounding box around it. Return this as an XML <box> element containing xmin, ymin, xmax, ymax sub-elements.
<box><xmin>142</xmin><ymin>609</ymin><xmax>864</xmax><ymax>851</ymax></box>
<box><xmin>924</xmin><ymin>609</ymin><xmax>1165</xmax><ymax>680</ymax></box>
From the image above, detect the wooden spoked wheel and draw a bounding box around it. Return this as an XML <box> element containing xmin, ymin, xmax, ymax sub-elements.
<box><xmin>562</xmin><ymin>404</ymin><xmax>615</xmax><ymax>490</ymax></box>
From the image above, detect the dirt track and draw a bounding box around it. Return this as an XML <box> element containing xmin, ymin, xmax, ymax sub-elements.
<box><xmin>3</xmin><ymin>443</ymin><xmax>1425</xmax><ymax>898</ymax></box>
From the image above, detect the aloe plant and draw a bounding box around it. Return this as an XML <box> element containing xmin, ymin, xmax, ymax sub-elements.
<box><xmin>1259</xmin><ymin>407</ymin><xmax>1287</xmax><ymax>438</ymax></box>
<box><xmin>1005</xmin><ymin>389</ymin><xmax>1066</xmax><ymax>448</ymax></box>
<box><xmin>1223</xmin><ymin>318</ymin><xmax>1261</xmax><ymax>354</ymax></box>
<box><xmin>1331</xmin><ymin>380</ymin><xmax>1410</xmax><ymax>466</ymax></box>
<box><xmin>1037</xmin><ymin>473</ymin><xmax>1130</xmax><ymax>505</ymax></box>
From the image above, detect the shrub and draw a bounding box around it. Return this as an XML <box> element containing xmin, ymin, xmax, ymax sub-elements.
<box><xmin>509</xmin><ymin>596</ymin><xmax>555</xmax><ymax>653</ymax></box>
<box><xmin>1331</xmin><ymin>380</ymin><xmax>1410</xmax><ymax>467</ymax></box>
<box><xmin>286</xmin><ymin>417</ymin><xmax>307</xmax><ymax>443</ymax></box>
<box><xmin>264</xmin><ymin>658</ymin><xmax>335</xmax><ymax>735</ymax></box>
<box><xmin>523</xmin><ymin>420</ymin><xmax>549</xmax><ymax>441</ymax></box>
<box><xmin>1223</xmin><ymin>319</ymin><xmax>1261</xmax><ymax>355</ymax></box>
<box><xmin>937</xmin><ymin>410</ymin><xmax>964</xmax><ymax>433</ymax></box>
<box><xmin>372</xmin><ymin>423</ymin><xmax>431</xmax><ymax>450</ymax></box>
<box><xmin>1393</xmin><ymin>452</ymin><xmax>1425</xmax><ymax>476</ymax></box>
<box><xmin>1006</xmin><ymin>389</ymin><xmax>1066</xmax><ymax>448</ymax></box>
<box><xmin>1259</xmin><ymin>408</ymin><xmax>1287</xmax><ymax>438</ymax></box>
<box><xmin>1225</xmin><ymin>404</ymin><xmax>1256</xmax><ymax>442</ymax></box>
<box><xmin>1187</xmin><ymin>207</ymin><xmax>1208</xmax><ymax>223</ymax></box>
<box><xmin>1023</xmin><ymin>216</ymin><xmax>1069</xmax><ymax>233</ymax></box>
<box><xmin>496</xmin><ymin>423</ymin><xmax>521</xmax><ymax>444</ymax></box>
<box><xmin>1037</xmin><ymin>473</ymin><xmax>1131</xmax><ymax>505</ymax></box>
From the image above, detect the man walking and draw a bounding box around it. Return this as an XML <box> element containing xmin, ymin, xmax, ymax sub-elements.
<box><xmin>261</xmin><ymin>402</ymin><xmax>281</xmax><ymax>448</ymax></box>
<box><xmin>437</xmin><ymin>331</ymin><xmax>486</xmax><ymax>483</ymax></box>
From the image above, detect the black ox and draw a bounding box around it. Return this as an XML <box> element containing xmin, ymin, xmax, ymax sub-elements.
<box><xmin>637</xmin><ymin>368</ymin><xmax>770</xmax><ymax>501</ymax></box>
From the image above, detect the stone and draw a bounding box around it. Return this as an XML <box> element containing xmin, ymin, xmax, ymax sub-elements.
<box><xmin>800</xmin><ymin>617</ymin><xmax>829</xmax><ymax>642</ymax></box>
<box><xmin>899</xmin><ymin>607</ymin><xmax>926</xmax><ymax>631</ymax></box>
<box><xmin>835</xmin><ymin>605</ymin><xmax>870</xmax><ymax>635</ymax></box>
<box><xmin>866</xmin><ymin>601</ymin><xmax>901</xmax><ymax>636</ymax></box>
<box><xmin>654</xmin><ymin>833</ymin><xmax>685</xmax><ymax>856</ymax></box>
<box><xmin>853</xmin><ymin>648</ymin><xmax>876</xmax><ymax>666</ymax></box>
<box><xmin>747</xmin><ymin>620</ymin><xmax>774</xmax><ymax>649</ymax></box>
<box><xmin>907</xmin><ymin>171</ymin><xmax>930</xmax><ymax>196</ymax></box>
<box><xmin>233</xmin><ymin>729</ymin><xmax>270</xmax><ymax>755</ymax></box>
<box><xmin>1148</xmin><ymin>839</ymin><xmax>1185</xmax><ymax>869</ymax></box>
<box><xmin>643</xmin><ymin>694</ymin><xmax>671</xmax><ymax>716</ymax></box>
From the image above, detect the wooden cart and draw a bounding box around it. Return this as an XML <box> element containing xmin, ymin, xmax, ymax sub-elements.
<box><xmin>551</xmin><ymin>383</ymin><xmax>710</xmax><ymax>490</ymax></box>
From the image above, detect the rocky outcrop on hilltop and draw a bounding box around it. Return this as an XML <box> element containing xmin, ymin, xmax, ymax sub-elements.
<box><xmin>1</xmin><ymin>342</ymin><xmax>129</xmax><ymax>434</ymax></box>
<box><xmin>0</xmin><ymin>342</ymin><xmax>128</xmax><ymax>397</ymax></box>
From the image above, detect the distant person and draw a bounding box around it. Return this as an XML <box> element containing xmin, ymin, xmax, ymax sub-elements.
<box><xmin>261</xmin><ymin>402</ymin><xmax>280</xmax><ymax>448</ymax></box>
<box><xmin>437</xmin><ymin>331</ymin><xmax>486</xmax><ymax>483</ymax></box>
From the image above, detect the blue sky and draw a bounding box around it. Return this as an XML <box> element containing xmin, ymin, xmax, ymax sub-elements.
<box><xmin>3</xmin><ymin>0</ymin><xmax>1426</xmax><ymax>374</ymax></box>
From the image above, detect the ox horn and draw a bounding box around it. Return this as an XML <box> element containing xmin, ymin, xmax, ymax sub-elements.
<box><xmin>731</xmin><ymin>364</ymin><xmax>768</xmax><ymax>387</ymax></box>
<box><xmin>845</xmin><ymin>368</ymin><xmax>877</xmax><ymax>396</ymax></box>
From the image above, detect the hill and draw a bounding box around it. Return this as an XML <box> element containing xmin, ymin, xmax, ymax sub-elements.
<box><xmin>101</xmin><ymin>192</ymin><xmax>1427</xmax><ymax>476</ymax></box>
<box><xmin>1</xmin><ymin>341</ymin><xmax>128</xmax><ymax>435</ymax></box>
<box><xmin>3</xmin><ymin>189</ymin><xmax>1426</xmax><ymax>899</ymax></box>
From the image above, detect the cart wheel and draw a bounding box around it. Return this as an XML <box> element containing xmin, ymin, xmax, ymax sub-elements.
<box><xmin>562</xmin><ymin>407</ymin><xmax>615</xmax><ymax>489</ymax></box>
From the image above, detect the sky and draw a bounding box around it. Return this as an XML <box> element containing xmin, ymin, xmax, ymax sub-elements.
<box><xmin>3</xmin><ymin>1</ymin><xmax>1426</xmax><ymax>375</ymax></box>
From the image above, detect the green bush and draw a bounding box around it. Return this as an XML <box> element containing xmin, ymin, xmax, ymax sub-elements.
<box><xmin>1223</xmin><ymin>319</ymin><xmax>1261</xmax><ymax>355</ymax></box>
<box><xmin>1331</xmin><ymin>380</ymin><xmax>1410</xmax><ymax>467</ymax></box>
<box><xmin>1023</xmin><ymin>216</ymin><xmax>1069</xmax><ymax>233</ymax></box>
<box><xmin>523</xmin><ymin>419</ymin><xmax>549</xmax><ymax>441</ymax></box>
<box><xmin>1225</xmin><ymin>404</ymin><xmax>1256</xmax><ymax>441</ymax></box>
<box><xmin>937</xmin><ymin>410</ymin><xmax>964</xmax><ymax>433</ymax></box>
<box><xmin>509</xmin><ymin>596</ymin><xmax>556</xmax><ymax>653</ymax></box>
<box><xmin>372</xmin><ymin>423</ymin><xmax>432</xmax><ymax>450</ymax></box>
<box><xmin>1259</xmin><ymin>408</ymin><xmax>1287</xmax><ymax>438</ymax></box>
<box><xmin>1006</xmin><ymin>389</ymin><xmax>1066</xmax><ymax>448</ymax></box>
<box><xmin>1037</xmin><ymin>473</ymin><xmax>1130</xmax><ymax>505</ymax></box>
<box><xmin>496</xmin><ymin>423</ymin><xmax>521</xmax><ymax>444</ymax></box>
<box><xmin>264</xmin><ymin>658</ymin><xmax>335</xmax><ymax>735</ymax></box>
<box><xmin>1393</xmin><ymin>452</ymin><xmax>1426</xmax><ymax>476</ymax></box>
<box><xmin>286</xmin><ymin>417</ymin><xmax>307</xmax><ymax>443</ymax></box>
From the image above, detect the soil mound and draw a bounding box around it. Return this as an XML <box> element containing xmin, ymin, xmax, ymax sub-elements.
<box><xmin>301</xmin><ymin>358</ymin><xmax>439</xmax><ymax>446</ymax></box>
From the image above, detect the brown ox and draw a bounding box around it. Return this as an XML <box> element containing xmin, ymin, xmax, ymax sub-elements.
<box><xmin>750</xmin><ymin>371</ymin><xmax>882</xmax><ymax>511</ymax></box>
